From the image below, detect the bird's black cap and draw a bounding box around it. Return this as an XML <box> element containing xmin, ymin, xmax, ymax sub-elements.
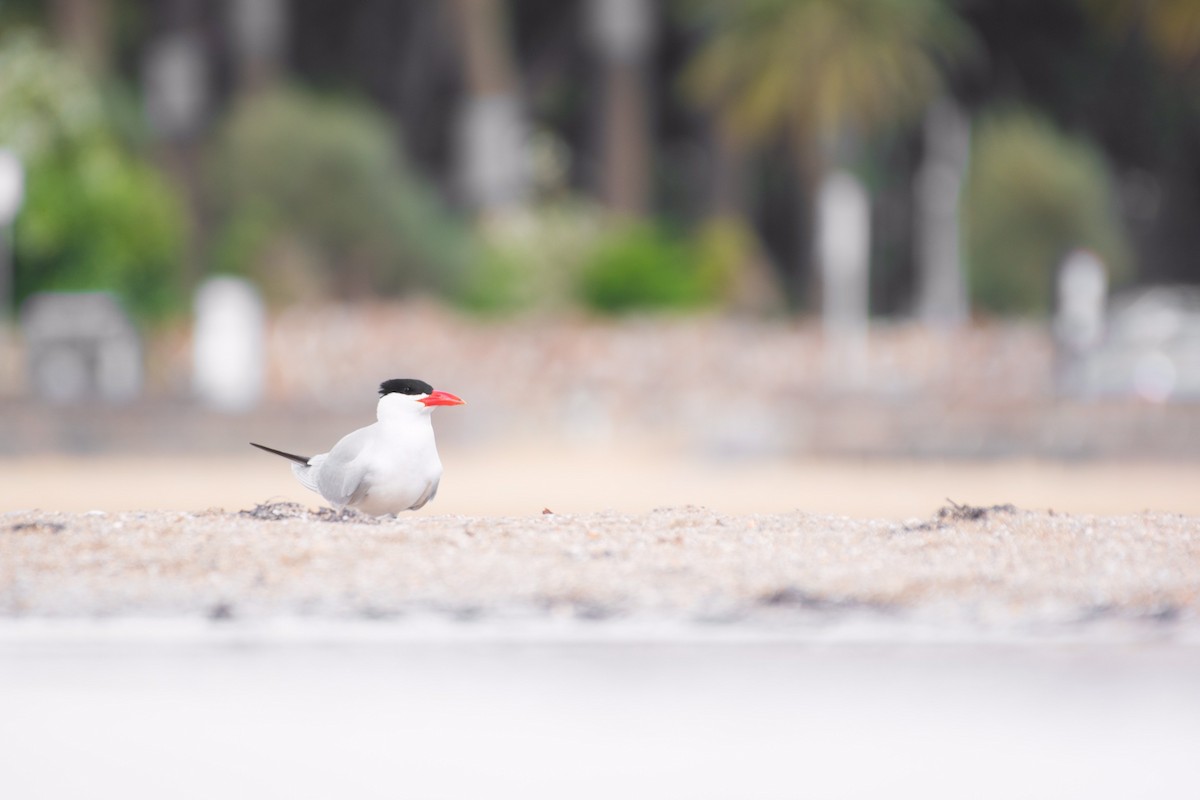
<box><xmin>380</xmin><ymin>378</ymin><xmax>433</xmax><ymax>397</ymax></box>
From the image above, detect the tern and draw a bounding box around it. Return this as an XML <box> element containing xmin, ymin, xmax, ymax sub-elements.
<box><xmin>251</xmin><ymin>378</ymin><xmax>465</xmax><ymax>515</ymax></box>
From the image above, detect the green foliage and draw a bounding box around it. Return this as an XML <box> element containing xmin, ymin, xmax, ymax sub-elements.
<box><xmin>965</xmin><ymin>110</ymin><xmax>1130</xmax><ymax>315</ymax></box>
<box><xmin>692</xmin><ymin>218</ymin><xmax>753</xmax><ymax>291</ymax></box>
<box><xmin>455</xmin><ymin>202</ymin><xmax>609</xmax><ymax>314</ymax></box>
<box><xmin>208</xmin><ymin>87</ymin><xmax>476</xmax><ymax>302</ymax></box>
<box><xmin>17</xmin><ymin>145</ymin><xmax>186</xmax><ymax>318</ymax></box>
<box><xmin>0</xmin><ymin>34</ymin><xmax>105</xmax><ymax>160</ymax></box>
<box><xmin>577</xmin><ymin>224</ymin><xmax>725</xmax><ymax>313</ymax></box>
<box><xmin>0</xmin><ymin>33</ymin><xmax>187</xmax><ymax>319</ymax></box>
<box><xmin>1083</xmin><ymin>0</ymin><xmax>1200</xmax><ymax>69</ymax></box>
<box><xmin>461</xmin><ymin>213</ymin><xmax>748</xmax><ymax>316</ymax></box>
<box><xmin>453</xmin><ymin>248</ymin><xmax>528</xmax><ymax>315</ymax></box>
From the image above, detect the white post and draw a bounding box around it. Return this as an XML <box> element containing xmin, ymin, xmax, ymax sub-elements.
<box><xmin>817</xmin><ymin>170</ymin><xmax>871</xmax><ymax>383</ymax></box>
<box><xmin>915</xmin><ymin>99</ymin><xmax>971</xmax><ymax>328</ymax></box>
<box><xmin>456</xmin><ymin>95</ymin><xmax>528</xmax><ymax>210</ymax></box>
<box><xmin>1056</xmin><ymin>248</ymin><xmax>1108</xmax><ymax>398</ymax></box>
<box><xmin>1055</xmin><ymin>249</ymin><xmax>1107</xmax><ymax>354</ymax></box>
<box><xmin>0</xmin><ymin>149</ymin><xmax>25</xmax><ymax>320</ymax></box>
<box><xmin>193</xmin><ymin>276</ymin><xmax>266</xmax><ymax>412</ymax></box>
<box><xmin>1054</xmin><ymin>248</ymin><xmax>1107</xmax><ymax>396</ymax></box>
<box><xmin>143</xmin><ymin>32</ymin><xmax>209</xmax><ymax>140</ymax></box>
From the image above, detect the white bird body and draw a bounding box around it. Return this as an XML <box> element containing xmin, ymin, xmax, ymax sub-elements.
<box><xmin>253</xmin><ymin>379</ymin><xmax>464</xmax><ymax>515</ymax></box>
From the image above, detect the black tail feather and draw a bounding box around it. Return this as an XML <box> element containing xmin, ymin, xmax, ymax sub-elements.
<box><xmin>250</xmin><ymin>442</ymin><xmax>312</xmax><ymax>466</ymax></box>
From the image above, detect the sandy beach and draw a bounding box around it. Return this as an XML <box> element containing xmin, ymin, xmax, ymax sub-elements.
<box><xmin>4</xmin><ymin>501</ymin><xmax>1198</xmax><ymax>629</ymax></box>
<box><xmin>4</xmin><ymin>501</ymin><xmax>1200</xmax><ymax>800</ymax></box>
<box><xmin>7</xmin><ymin>444</ymin><xmax>1200</xmax><ymax>518</ymax></box>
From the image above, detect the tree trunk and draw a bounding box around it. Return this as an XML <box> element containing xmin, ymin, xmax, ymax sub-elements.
<box><xmin>706</xmin><ymin>124</ymin><xmax>785</xmax><ymax>314</ymax></box>
<box><xmin>448</xmin><ymin>0</ymin><xmax>528</xmax><ymax>213</ymax></box>
<box><xmin>143</xmin><ymin>0</ymin><xmax>210</xmax><ymax>286</ymax></box>
<box><xmin>50</xmin><ymin>0</ymin><xmax>111</xmax><ymax>74</ymax></box>
<box><xmin>228</xmin><ymin>0</ymin><xmax>288</xmax><ymax>93</ymax></box>
<box><xmin>588</xmin><ymin>0</ymin><xmax>653</xmax><ymax>217</ymax></box>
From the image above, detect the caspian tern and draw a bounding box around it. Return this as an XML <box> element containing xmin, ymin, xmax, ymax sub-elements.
<box><xmin>251</xmin><ymin>378</ymin><xmax>465</xmax><ymax>515</ymax></box>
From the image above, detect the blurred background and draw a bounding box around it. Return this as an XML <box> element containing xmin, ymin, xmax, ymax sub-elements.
<box><xmin>2</xmin><ymin>0</ymin><xmax>1200</xmax><ymax>516</ymax></box>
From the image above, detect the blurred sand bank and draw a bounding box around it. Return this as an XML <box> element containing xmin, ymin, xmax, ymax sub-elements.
<box><xmin>5</xmin><ymin>441</ymin><xmax>1200</xmax><ymax>518</ymax></box>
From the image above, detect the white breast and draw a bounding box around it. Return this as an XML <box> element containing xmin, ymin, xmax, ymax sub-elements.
<box><xmin>351</xmin><ymin>416</ymin><xmax>443</xmax><ymax>514</ymax></box>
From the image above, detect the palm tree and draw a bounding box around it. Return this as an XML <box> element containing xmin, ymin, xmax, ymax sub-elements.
<box><xmin>1084</xmin><ymin>0</ymin><xmax>1200</xmax><ymax>69</ymax></box>
<box><xmin>684</xmin><ymin>0</ymin><xmax>971</xmax><ymax>297</ymax></box>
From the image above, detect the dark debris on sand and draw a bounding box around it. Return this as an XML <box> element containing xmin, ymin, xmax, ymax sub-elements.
<box><xmin>938</xmin><ymin>500</ymin><xmax>1019</xmax><ymax>522</ymax></box>
<box><xmin>903</xmin><ymin>500</ymin><xmax>1020</xmax><ymax>531</ymax></box>
<box><xmin>238</xmin><ymin>502</ymin><xmax>379</xmax><ymax>524</ymax></box>
<box><xmin>9</xmin><ymin>520</ymin><xmax>67</xmax><ymax>535</ymax></box>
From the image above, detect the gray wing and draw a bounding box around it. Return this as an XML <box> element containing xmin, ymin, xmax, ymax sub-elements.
<box><xmin>408</xmin><ymin>478</ymin><xmax>440</xmax><ymax>511</ymax></box>
<box><xmin>314</xmin><ymin>426</ymin><xmax>374</xmax><ymax>509</ymax></box>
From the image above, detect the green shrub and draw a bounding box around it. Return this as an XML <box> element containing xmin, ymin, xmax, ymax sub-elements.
<box><xmin>577</xmin><ymin>224</ymin><xmax>723</xmax><ymax>313</ymax></box>
<box><xmin>17</xmin><ymin>145</ymin><xmax>186</xmax><ymax>318</ymax></box>
<box><xmin>1</xmin><ymin>34</ymin><xmax>186</xmax><ymax>319</ymax></box>
<box><xmin>208</xmin><ymin>87</ymin><xmax>477</xmax><ymax>302</ymax></box>
<box><xmin>965</xmin><ymin>109</ymin><xmax>1130</xmax><ymax>315</ymax></box>
<box><xmin>455</xmin><ymin>201</ymin><xmax>609</xmax><ymax>314</ymax></box>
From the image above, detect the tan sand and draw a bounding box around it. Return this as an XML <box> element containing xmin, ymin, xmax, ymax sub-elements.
<box><xmin>5</xmin><ymin>443</ymin><xmax>1200</xmax><ymax>518</ymax></box>
<box><xmin>3</xmin><ymin>501</ymin><xmax>1197</xmax><ymax>629</ymax></box>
